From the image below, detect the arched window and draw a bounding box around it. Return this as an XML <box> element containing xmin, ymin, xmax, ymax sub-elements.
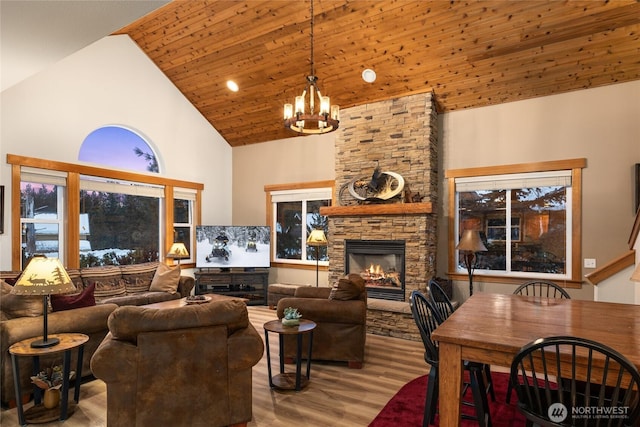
<box><xmin>79</xmin><ymin>126</ymin><xmax>159</xmax><ymax>173</ymax></box>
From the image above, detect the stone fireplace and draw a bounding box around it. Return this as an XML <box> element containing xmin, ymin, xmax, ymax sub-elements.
<box><xmin>320</xmin><ymin>92</ymin><xmax>438</xmax><ymax>339</ymax></box>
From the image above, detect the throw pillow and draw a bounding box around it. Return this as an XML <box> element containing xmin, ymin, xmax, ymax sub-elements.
<box><xmin>51</xmin><ymin>283</ymin><xmax>96</xmax><ymax>312</ymax></box>
<box><xmin>0</xmin><ymin>280</ymin><xmax>45</xmax><ymax>318</ymax></box>
<box><xmin>149</xmin><ymin>263</ymin><xmax>180</xmax><ymax>294</ymax></box>
<box><xmin>329</xmin><ymin>274</ymin><xmax>365</xmax><ymax>301</ymax></box>
<box><xmin>81</xmin><ymin>265</ymin><xmax>126</xmax><ymax>303</ymax></box>
<box><xmin>347</xmin><ymin>273</ymin><xmax>366</xmax><ymax>291</ymax></box>
<box><xmin>121</xmin><ymin>262</ymin><xmax>158</xmax><ymax>294</ymax></box>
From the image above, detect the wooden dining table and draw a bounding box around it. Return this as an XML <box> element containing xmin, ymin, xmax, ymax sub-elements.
<box><xmin>431</xmin><ymin>292</ymin><xmax>640</xmax><ymax>427</ymax></box>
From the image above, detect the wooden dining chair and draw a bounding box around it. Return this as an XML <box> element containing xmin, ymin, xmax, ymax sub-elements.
<box><xmin>427</xmin><ymin>279</ymin><xmax>496</xmax><ymax>403</ymax></box>
<box><xmin>427</xmin><ymin>279</ymin><xmax>455</xmax><ymax>322</ymax></box>
<box><xmin>510</xmin><ymin>335</ymin><xmax>640</xmax><ymax>427</ymax></box>
<box><xmin>409</xmin><ymin>290</ymin><xmax>492</xmax><ymax>427</ymax></box>
<box><xmin>507</xmin><ymin>280</ymin><xmax>571</xmax><ymax>403</ymax></box>
<box><xmin>512</xmin><ymin>280</ymin><xmax>571</xmax><ymax>299</ymax></box>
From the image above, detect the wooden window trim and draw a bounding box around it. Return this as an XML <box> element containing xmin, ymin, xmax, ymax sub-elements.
<box><xmin>446</xmin><ymin>158</ymin><xmax>586</xmax><ymax>287</ymax></box>
<box><xmin>7</xmin><ymin>154</ymin><xmax>203</xmax><ymax>270</ymax></box>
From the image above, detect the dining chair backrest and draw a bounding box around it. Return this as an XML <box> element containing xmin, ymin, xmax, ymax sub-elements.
<box><xmin>510</xmin><ymin>335</ymin><xmax>640</xmax><ymax>427</ymax></box>
<box><xmin>427</xmin><ymin>278</ymin><xmax>455</xmax><ymax>321</ymax></box>
<box><xmin>513</xmin><ymin>280</ymin><xmax>571</xmax><ymax>299</ymax></box>
<box><xmin>409</xmin><ymin>290</ymin><xmax>441</xmax><ymax>366</ymax></box>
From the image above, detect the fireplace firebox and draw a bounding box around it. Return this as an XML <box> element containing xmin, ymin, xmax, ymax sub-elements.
<box><xmin>345</xmin><ymin>240</ymin><xmax>405</xmax><ymax>301</ymax></box>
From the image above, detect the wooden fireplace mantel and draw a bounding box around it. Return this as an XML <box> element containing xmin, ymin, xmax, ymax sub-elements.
<box><xmin>320</xmin><ymin>202</ymin><xmax>432</xmax><ymax>217</ymax></box>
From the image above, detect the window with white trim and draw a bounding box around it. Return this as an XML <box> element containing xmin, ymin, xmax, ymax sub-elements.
<box><xmin>449</xmin><ymin>161</ymin><xmax>584</xmax><ymax>281</ymax></box>
<box><xmin>269</xmin><ymin>187</ymin><xmax>331</xmax><ymax>266</ymax></box>
<box><xmin>20</xmin><ymin>168</ymin><xmax>66</xmax><ymax>267</ymax></box>
<box><xmin>172</xmin><ymin>188</ymin><xmax>196</xmax><ymax>265</ymax></box>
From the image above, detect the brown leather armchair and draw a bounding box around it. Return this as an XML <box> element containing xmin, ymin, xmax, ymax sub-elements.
<box><xmin>276</xmin><ymin>275</ymin><xmax>367</xmax><ymax>368</ymax></box>
<box><xmin>91</xmin><ymin>299</ymin><xmax>264</xmax><ymax>427</ymax></box>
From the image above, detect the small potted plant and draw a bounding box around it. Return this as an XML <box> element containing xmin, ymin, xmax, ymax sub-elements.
<box><xmin>282</xmin><ymin>307</ymin><xmax>302</xmax><ymax>326</ymax></box>
<box><xmin>31</xmin><ymin>365</ymin><xmax>75</xmax><ymax>409</ymax></box>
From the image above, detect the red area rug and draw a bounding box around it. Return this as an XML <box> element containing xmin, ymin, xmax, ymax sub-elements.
<box><xmin>369</xmin><ymin>371</ymin><xmax>526</xmax><ymax>427</ymax></box>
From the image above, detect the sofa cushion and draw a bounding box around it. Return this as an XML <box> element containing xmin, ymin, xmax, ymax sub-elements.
<box><xmin>51</xmin><ymin>283</ymin><xmax>96</xmax><ymax>312</ymax></box>
<box><xmin>149</xmin><ymin>263</ymin><xmax>180</xmax><ymax>294</ymax></box>
<box><xmin>121</xmin><ymin>262</ymin><xmax>157</xmax><ymax>294</ymax></box>
<box><xmin>0</xmin><ymin>280</ymin><xmax>45</xmax><ymax>318</ymax></box>
<box><xmin>100</xmin><ymin>291</ymin><xmax>179</xmax><ymax>306</ymax></box>
<box><xmin>329</xmin><ymin>274</ymin><xmax>366</xmax><ymax>301</ymax></box>
<box><xmin>81</xmin><ymin>265</ymin><xmax>126</xmax><ymax>302</ymax></box>
<box><xmin>143</xmin><ymin>291</ymin><xmax>180</xmax><ymax>304</ymax></box>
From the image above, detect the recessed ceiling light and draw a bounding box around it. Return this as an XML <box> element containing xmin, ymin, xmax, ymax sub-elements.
<box><xmin>226</xmin><ymin>80</ymin><xmax>239</xmax><ymax>92</ymax></box>
<box><xmin>362</xmin><ymin>69</ymin><xmax>376</xmax><ymax>83</ymax></box>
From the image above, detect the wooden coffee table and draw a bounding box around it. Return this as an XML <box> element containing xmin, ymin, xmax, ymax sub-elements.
<box><xmin>142</xmin><ymin>295</ymin><xmax>248</xmax><ymax>309</ymax></box>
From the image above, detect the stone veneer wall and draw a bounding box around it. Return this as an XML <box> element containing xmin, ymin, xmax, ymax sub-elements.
<box><xmin>327</xmin><ymin>92</ymin><xmax>438</xmax><ymax>340</ymax></box>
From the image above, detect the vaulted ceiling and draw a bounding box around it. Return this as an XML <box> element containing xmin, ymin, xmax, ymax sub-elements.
<box><xmin>114</xmin><ymin>0</ymin><xmax>640</xmax><ymax>147</ymax></box>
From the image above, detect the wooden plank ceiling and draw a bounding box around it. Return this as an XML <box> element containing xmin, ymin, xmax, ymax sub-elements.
<box><xmin>114</xmin><ymin>0</ymin><xmax>640</xmax><ymax>147</ymax></box>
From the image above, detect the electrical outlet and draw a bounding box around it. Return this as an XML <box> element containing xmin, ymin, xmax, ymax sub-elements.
<box><xmin>584</xmin><ymin>258</ymin><xmax>596</xmax><ymax>268</ymax></box>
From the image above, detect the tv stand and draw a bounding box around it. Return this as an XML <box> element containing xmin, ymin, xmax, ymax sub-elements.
<box><xmin>195</xmin><ymin>268</ymin><xmax>269</xmax><ymax>305</ymax></box>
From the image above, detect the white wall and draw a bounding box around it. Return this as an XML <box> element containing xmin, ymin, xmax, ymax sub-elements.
<box><xmin>593</xmin><ymin>265</ymin><xmax>636</xmax><ymax>304</ymax></box>
<box><xmin>0</xmin><ymin>35</ymin><xmax>232</xmax><ymax>270</ymax></box>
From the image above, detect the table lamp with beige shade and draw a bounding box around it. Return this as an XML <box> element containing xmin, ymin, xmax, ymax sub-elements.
<box><xmin>166</xmin><ymin>242</ymin><xmax>189</xmax><ymax>268</ymax></box>
<box><xmin>11</xmin><ymin>255</ymin><xmax>76</xmax><ymax>348</ymax></box>
<box><xmin>307</xmin><ymin>229</ymin><xmax>328</xmax><ymax>287</ymax></box>
<box><xmin>455</xmin><ymin>230</ymin><xmax>487</xmax><ymax>296</ymax></box>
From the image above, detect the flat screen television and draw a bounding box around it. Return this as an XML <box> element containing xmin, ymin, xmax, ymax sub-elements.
<box><xmin>196</xmin><ymin>225</ymin><xmax>271</xmax><ymax>269</ymax></box>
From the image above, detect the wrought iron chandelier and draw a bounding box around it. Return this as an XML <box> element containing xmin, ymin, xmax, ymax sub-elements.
<box><xmin>283</xmin><ymin>0</ymin><xmax>339</xmax><ymax>134</ymax></box>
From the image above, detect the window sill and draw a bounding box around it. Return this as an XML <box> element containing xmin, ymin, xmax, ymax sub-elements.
<box><xmin>447</xmin><ymin>272</ymin><xmax>583</xmax><ymax>289</ymax></box>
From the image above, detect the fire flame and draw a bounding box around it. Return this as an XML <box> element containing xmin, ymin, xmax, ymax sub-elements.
<box><xmin>359</xmin><ymin>264</ymin><xmax>401</xmax><ymax>288</ymax></box>
<box><xmin>367</xmin><ymin>264</ymin><xmax>384</xmax><ymax>278</ymax></box>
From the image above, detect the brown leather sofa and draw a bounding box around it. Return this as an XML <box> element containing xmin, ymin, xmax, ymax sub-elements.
<box><xmin>276</xmin><ymin>275</ymin><xmax>367</xmax><ymax>368</ymax></box>
<box><xmin>91</xmin><ymin>299</ymin><xmax>264</xmax><ymax>427</ymax></box>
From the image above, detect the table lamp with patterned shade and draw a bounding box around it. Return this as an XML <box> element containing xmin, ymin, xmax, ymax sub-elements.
<box><xmin>307</xmin><ymin>229</ymin><xmax>328</xmax><ymax>287</ymax></box>
<box><xmin>455</xmin><ymin>230</ymin><xmax>487</xmax><ymax>296</ymax></box>
<box><xmin>166</xmin><ymin>242</ymin><xmax>189</xmax><ymax>268</ymax></box>
<box><xmin>11</xmin><ymin>255</ymin><xmax>76</xmax><ymax>348</ymax></box>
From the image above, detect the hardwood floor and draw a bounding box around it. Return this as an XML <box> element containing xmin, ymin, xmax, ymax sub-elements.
<box><xmin>0</xmin><ymin>306</ymin><xmax>427</xmax><ymax>426</ymax></box>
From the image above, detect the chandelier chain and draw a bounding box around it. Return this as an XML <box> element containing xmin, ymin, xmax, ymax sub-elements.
<box><xmin>310</xmin><ymin>0</ymin><xmax>315</xmax><ymax>78</ymax></box>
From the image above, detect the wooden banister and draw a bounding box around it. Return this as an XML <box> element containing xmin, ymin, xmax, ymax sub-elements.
<box><xmin>585</xmin><ymin>250</ymin><xmax>635</xmax><ymax>286</ymax></box>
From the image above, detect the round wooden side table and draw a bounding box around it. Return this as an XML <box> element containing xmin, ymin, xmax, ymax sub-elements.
<box><xmin>263</xmin><ymin>319</ymin><xmax>316</xmax><ymax>391</ymax></box>
<box><xmin>9</xmin><ymin>333</ymin><xmax>89</xmax><ymax>426</ymax></box>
